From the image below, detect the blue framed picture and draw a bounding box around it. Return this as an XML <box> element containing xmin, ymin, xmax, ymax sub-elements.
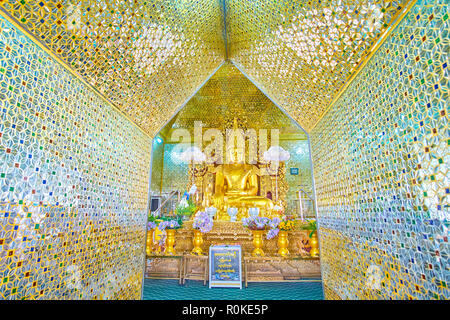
<box><xmin>209</xmin><ymin>245</ymin><xmax>242</xmax><ymax>289</ymax></box>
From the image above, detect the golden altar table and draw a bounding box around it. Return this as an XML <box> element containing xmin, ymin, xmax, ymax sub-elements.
<box><xmin>145</xmin><ymin>221</ymin><xmax>320</xmax><ymax>283</ymax></box>
<box><xmin>145</xmin><ymin>253</ymin><xmax>321</xmax><ymax>284</ymax></box>
<box><xmin>170</xmin><ymin>221</ymin><xmax>313</xmax><ymax>256</ymax></box>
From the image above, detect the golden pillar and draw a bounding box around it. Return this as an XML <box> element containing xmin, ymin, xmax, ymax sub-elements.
<box><xmin>251</xmin><ymin>230</ymin><xmax>265</xmax><ymax>256</ymax></box>
<box><xmin>165</xmin><ymin>229</ymin><xmax>176</xmax><ymax>255</ymax></box>
<box><xmin>277</xmin><ymin>231</ymin><xmax>289</xmax><ymax>257</ymax></box>
<box><xmin>191</xmin><ymin>230</ymin><xmax>204</xmax><ymax>255</ymax></box>
<box><xmin>146</xmin><ymin>230</ymin><xmax>154</xmax><ymax>256</ymax></box>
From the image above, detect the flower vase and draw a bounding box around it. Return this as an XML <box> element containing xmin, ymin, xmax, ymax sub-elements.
<box><xmin>251</xmin><ymin>230</ymin><xmax>265</xmax><ymax>257</ymax></box>
<box><xmin>146</xmin><ymin>230</ymin><xmax>154</xmax><ymax>256</ymax></box>
<box><xmin>228</xmin><ymin>207</ymin><xmax>238</xmax><ymax>222</ymax></box>
<box><xmin>191</xmin><ymin>230</ymin><xmax>204</xmax><ymax>255</ymax></box>
<box><xmin>206</xmin><ymin>207</ymin><xmax>217</xmax><ymax>221</ymax></box>
<box><xmin>310</xmin><ymin>231</ymin><xmax>319</xmax><ymax>257</ymax></box>
<box><xmin>277</xmin><ymin>231</ymin><xmax>289</xmax><ymax>257</ymax></box>
<box><xmin>249</xmin><ymin>207</ymin><xmax>259</xmax><ymax>218</ymax></box>
<box><xmin>165</xmin><ymin>229</ymin><xmax>176</xmax><ymax>255</ymax></box>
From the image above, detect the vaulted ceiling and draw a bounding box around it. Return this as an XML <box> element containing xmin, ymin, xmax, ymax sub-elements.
<box><xmin>160</xmin><ymin>61</ymin><xmax>308</xmax><ymax>142</ymax></box>
<box><xmin>0</xmin><ymin>0</ymin><xmax>411</xmax><ymax>137</ymax></box>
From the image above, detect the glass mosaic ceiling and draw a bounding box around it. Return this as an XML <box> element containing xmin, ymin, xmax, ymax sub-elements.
<box><xmin>0</xmin><ymin>0</ymin><xmax>411</xmax><ymax>135</ymax></box>
<box><xmin>161</xmin><ymin>61</ymin><xmax>307</xmax><ymax>141</ymax></box>
<box><xmin>0</xmin><ymin>0</ymin><xmax>225</xmax><ymax>136</ymax></box>
<box><xmin>226</xmin><ymin>0</ymin><xmax>411</xmax><ymax>131</ymax></box>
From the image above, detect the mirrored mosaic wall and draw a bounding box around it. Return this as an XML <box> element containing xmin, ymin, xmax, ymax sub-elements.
<box><xmin>0</xmin><ymin>15</ymin><xmax>152</xmax><ymax>299</ymax></box>
<box><xmin>150</xmin><ymin>139</ymin><xmax>165</xmax><ymax>195</ymax></box>
<box><xmin>311</xmin><ymin>0</ymin><xmax>449</xmax><ymax>299</ymax></box>
<box><xmin>160</xmin><ymin>143</ymin><xmax>189</xmax><ymax>194</ymax></box>
<box><xmin>226</xmin><ymin>0</ymin><xmax>411</xmax><ymax>131</ymax></box>
<box><xmin>0</xmin><ymin>0</ymin><xmax>225</xmax><ymax>136</ymax></box>
<box><xmin>279</xmin><ymin>139</ymin><xmax>313</xmax><ymax>214</ymax></box>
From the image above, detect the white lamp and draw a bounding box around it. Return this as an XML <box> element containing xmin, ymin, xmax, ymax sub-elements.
<box><xmin>178</xmin><ymin>146</ymin><xmax>206</xmax><ymax>198</ymax></box>
<box><xmin>263</xmin><ymin>146</ymin><xmax>290</xmax><ymax>202</ymax></box>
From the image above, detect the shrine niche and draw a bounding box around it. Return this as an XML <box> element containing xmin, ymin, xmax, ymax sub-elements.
<box><xmin>152</xmin><ymin>62</ymin><xmax>312</xmax><ymax>219</ymax></box>
<box><xmin>185</xmin><ymin>118</ymin><xmax>289</xmax><ymax>222</ymax></box>
<box><xmin>190</xmin><ymin>161</ymin><xmax>287</xmax><ymax>221</ymax></box>
<box><xmin>145</xmin><ymin>62</ymin><xmax>319</xmax><ymax>283</ymax></box>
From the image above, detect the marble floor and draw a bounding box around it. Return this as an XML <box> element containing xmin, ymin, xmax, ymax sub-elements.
<box><xmin>142</xmin><ymin>279</ymin><xmax>324</xmax><ymax>300</ymax></box>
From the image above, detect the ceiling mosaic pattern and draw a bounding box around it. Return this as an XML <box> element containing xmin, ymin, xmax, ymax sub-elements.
<box><xmin>226</xmin><ymin>0</ymin><xmax>411</xmax><ymax>131</ymax></box>
<box><xmin>0</xmin><ymin>0</ymin><xmax>225</xmax><ymax>136</ymax></box>
<box><xmin>164</xmin><ymin>62</ymin><xmax>307</xmax><ymax>140</ymax></box>
<box><xmin>0</xmin><ymin>0</ymin><xmax>413</xmax><ymax>135</ymax></box>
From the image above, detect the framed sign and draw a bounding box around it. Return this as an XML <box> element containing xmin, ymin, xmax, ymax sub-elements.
<box><xmin>209</xmin><ymin>245</ymin><xmax>242</xmax><ymax>289</ymax></box>
<box><xmin>290</xmin><ymin>167</ymin><xmax>299</xmax><ymax>175</ymax></box>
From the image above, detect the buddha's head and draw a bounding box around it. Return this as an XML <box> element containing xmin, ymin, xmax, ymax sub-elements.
<box><xmin>226</xmin><ymin>117</ymin><xmax>245</xmax><ymax>164</ymax></box>
<box><xmin>226</xmin><ymin>145</ymin><xmax>244</xmax><ymax>164</ymax></box>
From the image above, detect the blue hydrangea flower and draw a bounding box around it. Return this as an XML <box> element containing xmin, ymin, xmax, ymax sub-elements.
<box><xmin>193</xmin><ymin>211</ymin><xmax>213</xmax><ymax>233</ymax></box>
<box><xmin>147</xmin><ymin>221</ymin><xmax>157</xmax><ymax>230</ymax></box>
<box><xmin>266</xmin><ymin>228</ymin><xmax>279</xmax><ymax>240</ymax></box>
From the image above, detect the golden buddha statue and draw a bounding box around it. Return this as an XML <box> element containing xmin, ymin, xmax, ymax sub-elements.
<box><xmin>213</xmin><ymin>160</ymin><xmax>274</xmax><ymax>218</ymax></box>
<box><xmin>212</xmin><ymin>119</ymin><xmax>274</xmax><ymax>221</ymax></box>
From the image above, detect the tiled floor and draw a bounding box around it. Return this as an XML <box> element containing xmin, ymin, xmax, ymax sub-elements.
<box><xmin>142</xmin><ymin>279</ymin><xmax>324</xmax><ymax>300</ymax></box>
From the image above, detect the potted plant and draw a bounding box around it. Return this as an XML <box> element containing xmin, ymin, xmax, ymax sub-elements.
<box><xmin>158</xmin><ymin>218</ymin><xmax>183</xmax><ymax>255</ymax></box>
<box><xmin>301</xmin><ymin>219</ymin><xmax>319</xmax><ymax>257</ymax></box>
<box><xmin>175</xmin><ymin>194</ymin><xmax>197</xmax><ymax>220</ymax></box>
<box><xmin>191</xmin><ymin>211</ymin><xmax>213</xmax><ymax>255</ymax></box>
<box><xmin>242</xmin><ymin>216</ymin><xmax>271</xmax><ymax>256</ymax></box>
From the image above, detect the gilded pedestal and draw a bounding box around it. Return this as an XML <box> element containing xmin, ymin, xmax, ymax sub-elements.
<box><xmin>216</xmin><ymin>209</ymin><xmax>231</xmax><ymax>221</ymax></box>
<box><xmin>191</xmin><ymin>230</ymin><xmax>204</xmax><ymax>255</ymax></box>
<box><xmin>310</xmin><ymin>231</ymin><xmax>319</xmax><ymax>258</ymax></box>
<box><xmin>145</xmin><ymin>223</ymin><xmax>322</xmax><ymax>281</ymax></box>
<box><xmin>236</xmin><ymin>207</ymin><xmax>248</xmax><ymax>221</ymax></box>
<box><xmin>168</xmin><ymin>221</ymin><xmax>313</xmax><ymax>256</ymax></box>
<box><xmin>165</xmin><ymin>229</ymin><xmax>176</xmax><ymax>255</ymax></box>
<box><xmin>251</xmin><ymin>230</ymin><xmax>265</xmax><ymax>257</ymax></box>
<box><xmin>146</xmin><ymin>230</ymin><xmax>154</xmax><ymax>256</ymax></box>
<box><xmin>277</xmin><ymin>231</ymin><xmax>289</xmax><ymax>257</ymax></box>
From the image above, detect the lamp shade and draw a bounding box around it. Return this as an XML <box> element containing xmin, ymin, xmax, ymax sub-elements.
<box><xmin>263</xmin><ymin>146</ymin><xmax>290</xmax><ymax>162</ymax></box>
<box><xmin>177</xmin><ymin>146</ymin><xmax>206</xmax><ymax>163</ymax></box>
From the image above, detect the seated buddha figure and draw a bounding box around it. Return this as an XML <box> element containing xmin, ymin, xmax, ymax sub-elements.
<box><xmin>213</xmin><ymin>149</ymin><xmax>274</xmax><ymax>221</ymax></box>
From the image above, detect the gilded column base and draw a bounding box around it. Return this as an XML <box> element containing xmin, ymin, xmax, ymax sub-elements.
<box><xmin>277</xmin><ymin>230</ymin><xmax>289</xmax><ymax>257</ymax></box>
<box><xmin>165</xmin><ymin>229</ymin><xmax>176</xmax><ymax>255</ymax></box>
<box><xmin>310</xmin><ymin>232</ymin><xmax>319</xmax><ymax>258</ymax></box>
<box><xmin>191</xmin><ymin>230</ymin><xmax>204</xmax><ymax>255</ymax></box>
<box><xmin>252</xmin><ymin>230</ymin><xmax>265</xmax><ymax>257</ymax></box>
